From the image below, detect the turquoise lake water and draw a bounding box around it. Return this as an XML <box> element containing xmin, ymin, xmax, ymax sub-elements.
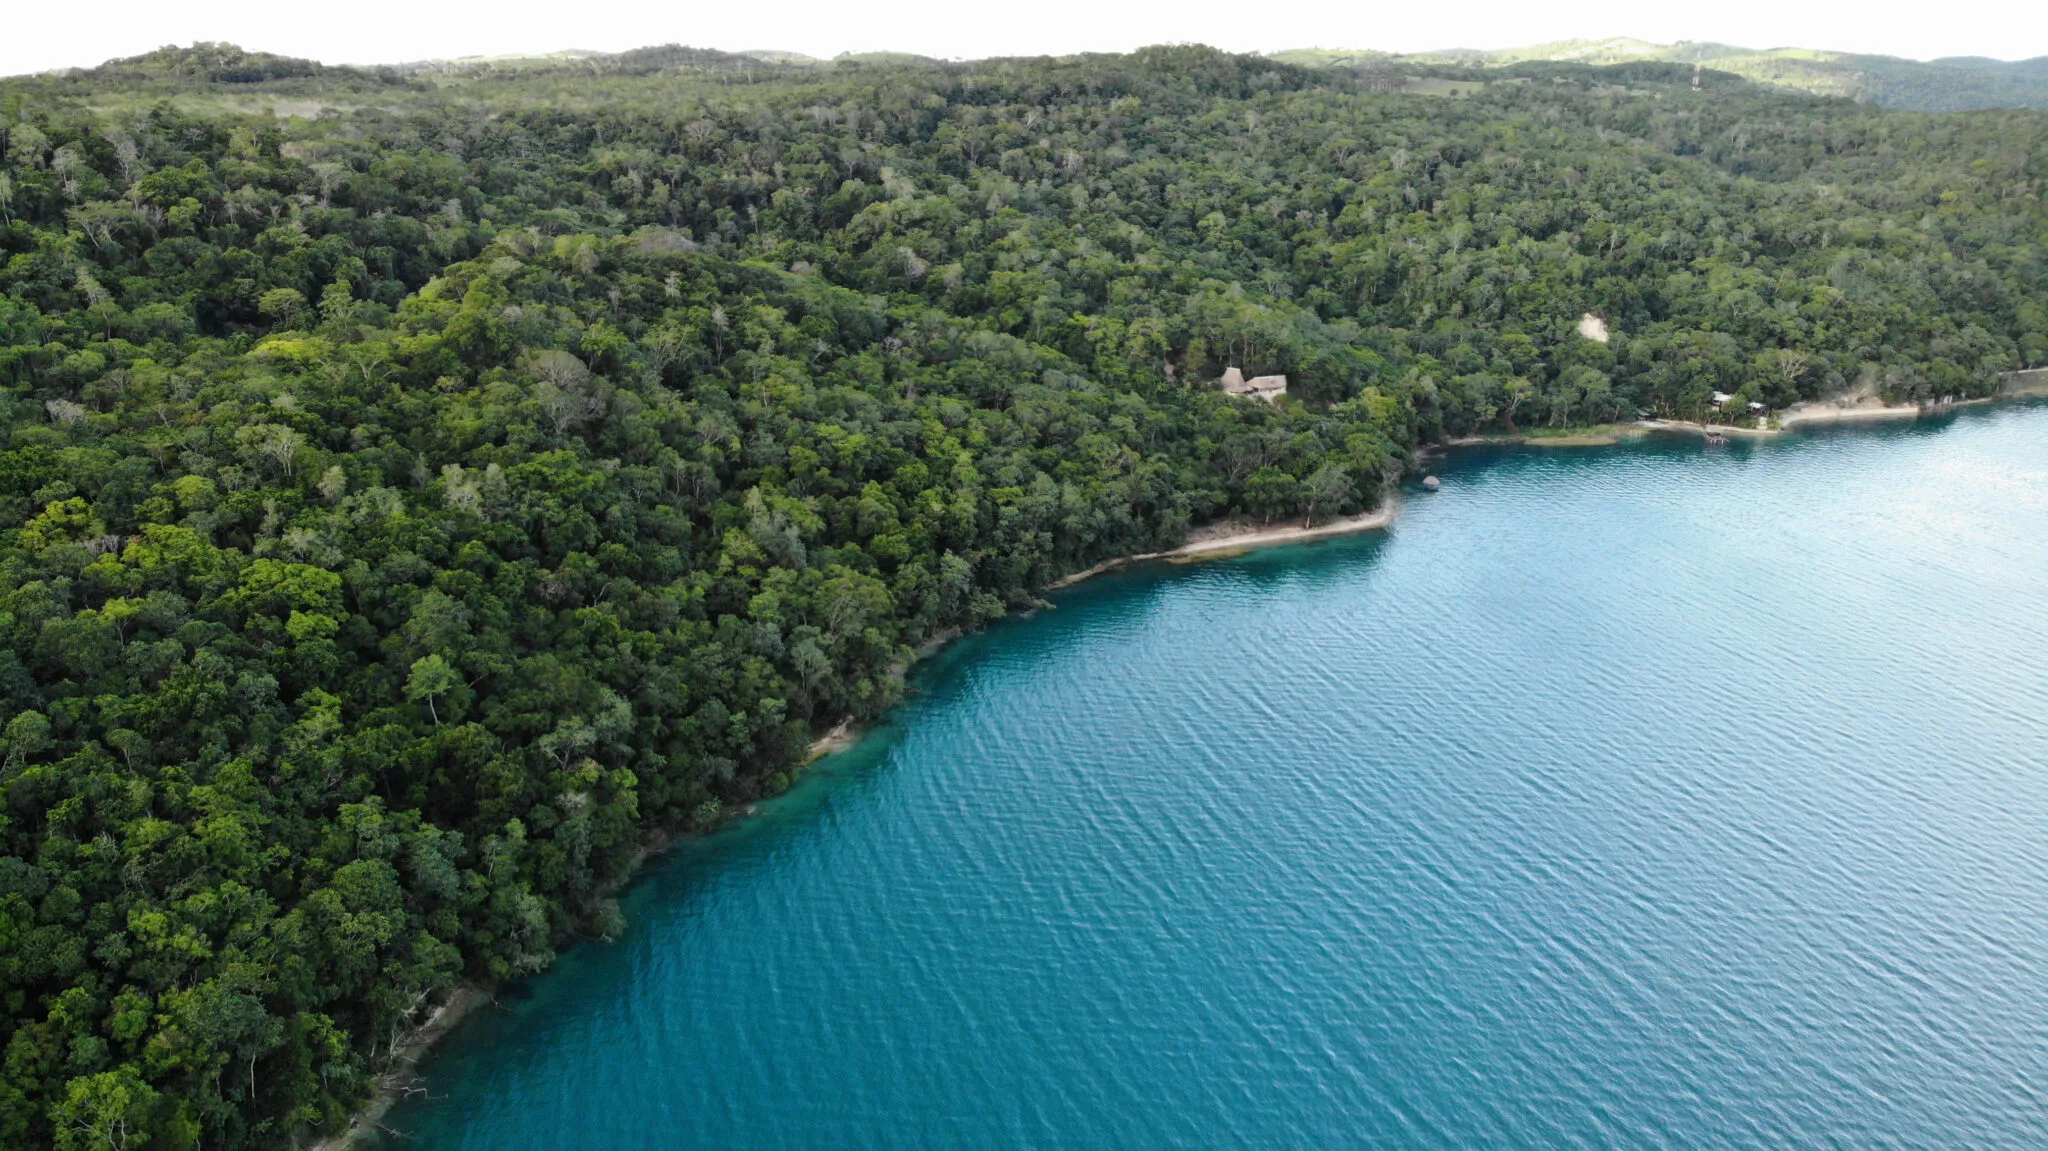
<box><xmin>380</xmin><ymin>404</ymin><xmax>2048</xmax><ymax>1148</ymax></box>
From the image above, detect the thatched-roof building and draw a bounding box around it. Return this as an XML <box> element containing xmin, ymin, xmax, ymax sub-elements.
<box><xmin>1220</xmin><ymin>367</ymin><xmax>1287</xmax><ymax>402</ymax></box>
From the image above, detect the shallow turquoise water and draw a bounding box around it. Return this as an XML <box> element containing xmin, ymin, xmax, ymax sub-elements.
<box><xmin>381</xmin><ymin>405</ymin><xmax>2048</xmax><ymax>1148</ymax></box>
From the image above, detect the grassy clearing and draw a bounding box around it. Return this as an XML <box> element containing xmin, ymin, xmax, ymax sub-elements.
<box><xmin>1404</xmin><ymin>78</ymin><xmax>1488</xmax><ymax>97</ymax></box>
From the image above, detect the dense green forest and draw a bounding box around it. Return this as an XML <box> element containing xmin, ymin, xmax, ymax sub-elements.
<box><xmin>0</xmin><ymin>41</ymin><xmax>2044</xmax><ymax>1149</ymax></box>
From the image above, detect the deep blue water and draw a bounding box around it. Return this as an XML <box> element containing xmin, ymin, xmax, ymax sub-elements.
<box><xmin>380</xmin><ymin>405</ymin><xmax>2048</xmax><ymax>1148</ymax></box>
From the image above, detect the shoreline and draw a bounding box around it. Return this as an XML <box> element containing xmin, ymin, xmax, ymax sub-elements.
<box><xmin>1046</xmin><ymin>496</ymin><xmax>1401</xmax><ymax>591</ymax></box>
<box><xmin>1438</xmin><ymin>424</ymin><xmax>1648</xmax><ymax>449</ymax></box>
<box><xmin>1436</xmin><ymin>372</ymin><xmax>2048</xmax><ymax>450</ymax></box>
<box><xmin>801</xmin><ymin>503</ymin><xmax>1400</xmax><ymax>759</ymax></box>
<box><xmin>331</xmin><ymin>375</ymin><xmax>2048</xmax><ymax>1146</ymax></box>
<box><xmin>806</xmin><ymin>717</ymin><xmax>861</xmax><ymax>761</ymax></box>
<box><xmin>1441</xmin><ymin>382</ymin><xmax>2048</xmax><ymax>451</ymax></box>
<box><xmin>313</xmin><ymin>986</ymin><xmax>492</xmax><ymax>1151</ymax></box>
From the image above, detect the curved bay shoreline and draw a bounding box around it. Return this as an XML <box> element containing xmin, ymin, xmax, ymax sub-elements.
<box><xmin>329</xmin><ymin>381</ymin><xmax>2046</xmax><ymax>1149</ymax></box>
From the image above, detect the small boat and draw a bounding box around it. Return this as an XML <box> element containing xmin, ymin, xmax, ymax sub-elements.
<box><xmin>1421</xmin><ymin>475</ymin><xmax>1442</xmax><ymax>491</ymax></box>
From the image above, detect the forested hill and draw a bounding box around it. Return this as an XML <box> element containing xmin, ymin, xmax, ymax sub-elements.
<box><xmin>0</xmin><ymin>42</ymin><xmax>2044</xmax><ymax>1149</ymax></box>
<box><xmin>1273</xmin><ymin>39</ymin><xmax>2048</xmax><ymax>113</ymax></box>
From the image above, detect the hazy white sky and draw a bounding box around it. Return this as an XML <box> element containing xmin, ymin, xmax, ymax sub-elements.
<box><xmin>5</xmin><ymin>0</ymin><xmax>2045</xmax><ymax>77</ymax></box>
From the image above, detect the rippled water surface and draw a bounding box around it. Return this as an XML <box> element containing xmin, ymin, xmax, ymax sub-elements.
<box><xmin>382</xmin><ymin>406</ymin><xmax>2048</xmax><ymax>1148</ymax></box>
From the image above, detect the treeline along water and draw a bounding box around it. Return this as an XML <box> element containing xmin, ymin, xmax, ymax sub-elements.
<box><xmin>382</xmin><ymin>406</ymin><xmax>2048</xmax><ymax>1148</ymax></box>
<box><xmin>11</xmin><ymin>44</ymin><xmax>2048</xmax><ymax>1147</ymax></box>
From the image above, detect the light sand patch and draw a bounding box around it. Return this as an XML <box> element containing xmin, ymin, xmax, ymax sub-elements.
<box><xmin>807</xmin><ymin>717</ymin><xmax>860</xmax><ymax>760</ymax></box>
<box><xmin>1527</xmin><ymin>431</ymin><xmax>1623</xmax><ymax>446</ymax></box>
<box><xmin>1639</xmin><ymin>418</ymin><xmax>1779</xmax><ymax>438</ymax></box>
<box><xmin>1048</xmin><ymin>499</ymin><xmax>1400</xmax><ymax>590</ymax></box>
<box><xmin>1777</xmin><ymin>401</ymin><xmax>1923</xmax><ymax>427</ymax></box>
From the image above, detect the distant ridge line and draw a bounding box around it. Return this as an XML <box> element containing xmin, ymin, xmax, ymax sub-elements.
<box><xmin>1266</xmin><ymin>39</ymin><xmax>2048</xmax><ymax>113</ymax></box>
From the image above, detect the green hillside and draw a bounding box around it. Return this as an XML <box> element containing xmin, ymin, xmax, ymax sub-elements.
<box><xmin>1272</xmin><ymin>39</ymin><xmax>2048</xmax><ymax>112</ymax></box>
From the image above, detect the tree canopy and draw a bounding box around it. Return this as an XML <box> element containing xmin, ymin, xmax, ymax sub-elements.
<box><xmin>0</xmin><ymin>41</ymin><xmax>2043</xmax><ymax>1149</ymax></box>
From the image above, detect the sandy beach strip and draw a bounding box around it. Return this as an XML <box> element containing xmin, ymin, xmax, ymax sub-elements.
<box><xmin>1776</xmin><ymin>401</ymin><xmax>1925</xmax><ymax>427</ymax></box>
<box><xmin>1046</xmin><ymin>497</ymin><xmax>1400</xmax><ymax>591</ymax></box>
